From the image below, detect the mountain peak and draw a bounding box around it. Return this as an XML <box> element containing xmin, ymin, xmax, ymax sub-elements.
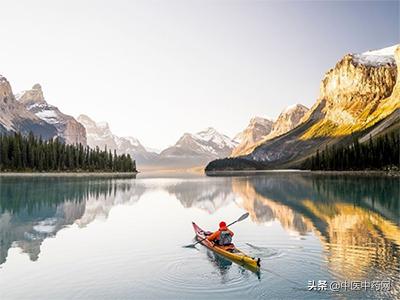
<box><xmin>231</xmin><ymin>116</ymin><xmax>274</xmax><ymax>156</ymax></box>
<box><xmin>17</xmin><ymin>83</ymin><xmax>46</xmax><ymax>105</ymax></box>
<box><xmin>194</xmin><ymin>127</ymin><xmax>236</xmax><ymax>148</ymax></box>
<box><xmin>161</xmin><ymin>127</ymin><xmax>237</xmax><ymax>161</ymax></box>
<box><xmin>352</xmin><ymin>44</ymin><xmax>398</xmax><ymax>67</ymax></box>
<box><xmin>282</xmin><ymin>104</ymin><xmax>308</xmax><ymax>114</ymax></box>
<box><xmin>361</xmin><ymin>45</ymin><xmax>397</xmax><ymax>57</ymax></box>
<box><xmin>77</xmin><ymin>114</ymin><xmax>93</xmax><ymax>122</ymax></box>
<box><xmin>32</xmin><ymin>83</ymin><xmax>42</xmax><ymax>90</ymax></box>
<box><xmin>199</xmin><ymin>127</ymin><xmax>217</xmax><ymax>134</ymax></box>
<box><xmin>77</xmin><ymin>115</ymin><xmax>110</xmax><ymax>130</ymax></box>
<box><xmin>250</xmin><ymin>116</ymin><xmax>274</xmax><ymax>125</ymax></box>
<box><xmin>0</xmin><ymin>74</ymin><xmax>7</xmax><ymax>83</ymax></box>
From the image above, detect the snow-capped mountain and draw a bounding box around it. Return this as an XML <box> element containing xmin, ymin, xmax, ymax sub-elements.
<box><xmin>77</xmin><ymin>114</ymin><xmax>157</xmax><ymax>166</ymax></box>
<box><xmin>161</xmin><ymin>127</ymin><xmax>237</xmax><ymax>158</ymax></box>
<box><xmin>352</xmin><ymin>45</ymin><xmax>396</xmax><ymax>66</ymax></box>
<box><xmin>301</xmin><ymin>44</ymin><xmax>398</xmax><ymax>135</ymax></box>
<box><xmin>0</xmin><ymin>75</ymin><xmax>57</xmax><ymax>139</ymax></box>
<box><xmin>206</xmin><ymin>44</ymin><xmax>400</xmax><ymax>171</ymax></box>
<box><xmin>231</xmin><ymin>117</ymin><xmax>274</xmax><ymax>156</ymax></box>
<box><xmin>158</xmin><ymin>127</ymin><xmax>237</xmax><ymax>168</ymax></box>
<box><xmin>17</xmin><ymin>84</ymin><xmax>87</xmax><ymax>145</ymax></box>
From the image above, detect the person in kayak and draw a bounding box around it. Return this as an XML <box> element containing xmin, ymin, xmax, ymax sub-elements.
<box><xmin>207</xmin><ymin>221</ymin><xmax>235</xmax><ymax>250</ymax></box>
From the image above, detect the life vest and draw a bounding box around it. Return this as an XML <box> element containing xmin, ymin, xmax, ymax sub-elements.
<box><xmin>218</xmin><ymin>230</ymin><xmax>232</xmax><ymax>246</ymax></box>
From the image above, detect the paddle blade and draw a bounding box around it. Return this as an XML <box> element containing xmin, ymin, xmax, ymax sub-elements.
<box><xmin>182</xmin><ymin>244</ymin><xmax>197</xmax><ymax>248</ymax></box>
<box><xmin>237</xmin><ymin>212</ymin><xmax>250</xmax><ymax>222</ymax></box>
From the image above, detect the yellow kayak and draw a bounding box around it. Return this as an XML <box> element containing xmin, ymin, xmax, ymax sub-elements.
<box><xmin>192</xmin><ymin>222</ymin><xmax>261</xmax><ymax>271</ymax></box>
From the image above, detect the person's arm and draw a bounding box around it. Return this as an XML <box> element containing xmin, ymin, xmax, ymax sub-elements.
<box><xmin>207</xmin><ymin>231</ymin><xmax>219</xmax><ymax>241</ymax></box>
<box><xmin>228</xmin><ymin>229</ymin><xmax>234</xmax><ymax>237</ymax></box>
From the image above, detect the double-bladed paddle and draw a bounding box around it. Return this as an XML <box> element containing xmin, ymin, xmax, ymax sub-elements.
<box><xmin>184</xmin><ymin>212</ymin><xmax>250</xmax><ymax>248</ymax></box>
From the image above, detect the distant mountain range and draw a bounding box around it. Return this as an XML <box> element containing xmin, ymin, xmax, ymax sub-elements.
<box><xmin>77</xmin><ymin>114</ymin><xmax>158</xmax><ymax>166</ymax></box>
<box><xmin>155</xmin><ymin>127</ymin><xmax>238</xmax><ymax>169</ymax></box>
<box><xmin>206</xmin><ymin>44</ymin><xmax>400</xmax><ymax>171</ymax></box>
<box><xmin>1</xmin><ymin>45</ymin><xmax>398</xmax><ymax>171</ymax></box>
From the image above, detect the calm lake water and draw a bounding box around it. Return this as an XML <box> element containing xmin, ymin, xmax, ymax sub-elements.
<box><xmin>0</xmin><ymin>172</ymin><xmax>399</xmax><ymax>299</ymax></box>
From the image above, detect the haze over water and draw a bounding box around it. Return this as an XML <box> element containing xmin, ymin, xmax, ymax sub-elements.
<box><xmin>0</xmin><ymin>173</ymin><xmax>398</xmax><ymax>299</ymax></box>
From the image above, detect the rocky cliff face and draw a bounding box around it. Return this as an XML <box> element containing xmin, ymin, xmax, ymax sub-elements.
<box><xmin>231</xmin><ymin>105</ymin><xmax>308</xmax><ymax>157</ymax></box>
<box><xmin>206</xmin><ymin>44</ymin><xmax>399</xmax><ymax>171</ymax></box>
<box><xmin>250</xmin><ymin>44</ymin><xmax>399</xmax><ymax>164</ymax></box>
<box><xmin>302</xmin><ymin>45</ymin><xmax>398</xmax><ymax>138</ymax></box>
<box><xmin>18</xmin><ymin>84</ymin><xmax>87</xmax><ymax>145</ymax></box>
<box><xmin>231</xmin><ymin>117</ymin><xmax>273</xmax><ymax>156</ymax></box>
<box><xmin>267</xmin><ymin>104</ymin><xmax>309</xmax><ymax>139</ymax></box>
<box><xmin>0</xmin><ymin>76</ymin><xmax>57</xmax><ymax>139</ymax></box>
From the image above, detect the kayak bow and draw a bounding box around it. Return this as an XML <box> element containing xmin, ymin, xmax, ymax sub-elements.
<box><xmin>192</xmin><ymin>222</ymin><xmax>261</xmax><ymax>271</ymax></box>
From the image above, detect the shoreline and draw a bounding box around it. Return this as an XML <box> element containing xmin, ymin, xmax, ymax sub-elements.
<box><xmin>0</xmin><ymin>172</ymin><xmax>138</xmax><ymax>178</ymax></box>
<box><xmin>205</xmin><ymin>169</ymin><xmax>400</xmax><ymax>177</ymax></box>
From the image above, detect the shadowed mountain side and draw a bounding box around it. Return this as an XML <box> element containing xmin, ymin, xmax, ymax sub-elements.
<box><xmin>18</xmin><ymin>84</ymin><xmax>87</xmax><ymax>145</ymax></box>
<box><xmin>206</xmin><ymin>108</ymin><xmax>400</xmax><ymax>171</ymax></box>
<box><xmin>0</xmin><ymin>76</ymin><xmax>57</xmax><ymax>140</ymax></box>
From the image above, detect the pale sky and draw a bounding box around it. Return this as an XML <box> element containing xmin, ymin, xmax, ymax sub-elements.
<box><xmin>1</xmin><ymin>0</ymin><xmax>398</xmax><ymax>150</ymax></box>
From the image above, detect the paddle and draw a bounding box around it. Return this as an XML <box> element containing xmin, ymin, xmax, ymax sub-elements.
<box><xmin>184</xmin><ymin>212</ymin><xmax>250</xmax><ymax>248</ymax></box>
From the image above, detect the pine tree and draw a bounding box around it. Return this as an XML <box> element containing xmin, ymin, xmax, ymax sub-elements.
<box><xmin>0</xmin><ymin>132</ymin><xmax>137</xmax><ymax>173</ymax></box>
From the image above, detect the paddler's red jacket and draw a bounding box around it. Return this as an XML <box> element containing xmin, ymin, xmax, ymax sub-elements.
<box><xmin>207</xmin><ymin>226</ymin><xmax>234</xmax><ymax>242</ymax></box>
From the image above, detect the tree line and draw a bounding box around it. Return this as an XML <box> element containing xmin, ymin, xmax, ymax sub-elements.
<box><xmin>305</xmin><ymin>132</ymin><xmax>399</xmax><ymax>171</ymax></box>
<box><xmin>0</xmin><ymin>132</ymin><xmax>136</xmax><ymax>172</ymax></box>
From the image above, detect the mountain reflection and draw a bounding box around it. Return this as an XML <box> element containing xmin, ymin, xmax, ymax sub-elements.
<box><xmin>0</xmin><ymin>177</ymin><xmax>145</xmax><ymax>265</ymax></box>
<box><xmin>0</xmin><ymin>173</ymin><xmax>399</xmax><ymax>291</ymax></box>
<box><xmin>230</xmin><ymin>174</ymin><xmax>400</xmax><ymax>283</ymax></box>
<box><xmin>165</xmin><ymin>178</ymin><xmax>235</xmax><ymax>213</ymax></box>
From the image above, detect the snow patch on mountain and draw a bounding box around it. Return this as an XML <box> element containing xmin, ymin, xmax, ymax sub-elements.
<box><xmin>161</xmin><ymin>127</ymin><xmax>237</xmax><ymax>160</ymax></box>
<box><xmin>17</xmin><ymin>84</ymin><xmax>87</xmax><ymax>145</ymax></box>
<box><xmin>194</xmin><ymin>127</ymin><xmax>237</xmax><ymax>149</ymax></box>
<box><xmin>0</xmin><ymin>76</ymin><xmax>58</xmax><ymax>138</ymax></box>
<box><xmin>353</xmin><ymin>45</ymin><xmax>396</xmax><ymax>67</ymax></box>
<box><xmin>35</xmin><ymin>108</ymin><xmax>59</xmax><ymax>124</ymax></box>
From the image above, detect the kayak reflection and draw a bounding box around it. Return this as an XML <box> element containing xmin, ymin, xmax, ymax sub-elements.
<box><xmin>205</xmin><ymin>249</ymin><xmax>261</xmax><ymax>281</ymax></box>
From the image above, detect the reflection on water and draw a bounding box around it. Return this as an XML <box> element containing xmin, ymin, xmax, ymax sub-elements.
<box><xmin>232</xmin><ymin>175</ymin><xmax>399</xmax><ymax>287</ymax></box>
<box><xmin>0</xmin><ymin>177</ymin><xmax>145</xmax><ymax>265</ymax></box>
<box><xmin>0</xmin><ymin>173</ymin><xmax>399</xmax><ymax>299</ymax></box>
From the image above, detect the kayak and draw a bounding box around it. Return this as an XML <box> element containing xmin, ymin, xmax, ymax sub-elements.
<box><xmin>192</xmin><ymin>222</ymin><xmax>261</xmax><ymax>271</ymax></box>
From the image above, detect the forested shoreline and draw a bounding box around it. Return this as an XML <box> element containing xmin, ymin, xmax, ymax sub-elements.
<box><xmin>305</xmin><ymin>132</ymin><xmax>399</xmax><ymax>171</ymax></box>
<box><xmin>0</xmin><ymin>133</ymin><xmax>136</xmax><ymax>172</ymax></box>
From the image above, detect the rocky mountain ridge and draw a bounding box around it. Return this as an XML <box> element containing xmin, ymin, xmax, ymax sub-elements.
<box><xmin>231</xmin><ymin>117</ymin><xmax>273</xmax><ymax>156</ymax></box>
<box><xmin>77</xmin><ymin>114</ymin><xmax>157</xmax><ymax>166</ymax></box>
<box><xmin>157</xmin><ymin>127</ymin><xmax>238</xmax><ymax>168</ymax></box>
<box><xmin>17</xmin><ymin>84</ymin><xmax>87</xmax><ymax>145</ymax></box>
<box><xmin>231</xmin><ymin>104</ymin><xmax>309</xmax><ymax>157</ymax></box>
<box><xmin>0</xmin><ymin>76</ymin><xmax>57</xmax><ymax>139</ymax></box>
<box><xmin>206</xmin><ymin>44</ymin><xmax>400</xmax><ymax>171</ymax></box>
<box><xmin>267</xmin><ymin>104</ymin><xmax>309</xmax><ymax>139</ymax></box>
